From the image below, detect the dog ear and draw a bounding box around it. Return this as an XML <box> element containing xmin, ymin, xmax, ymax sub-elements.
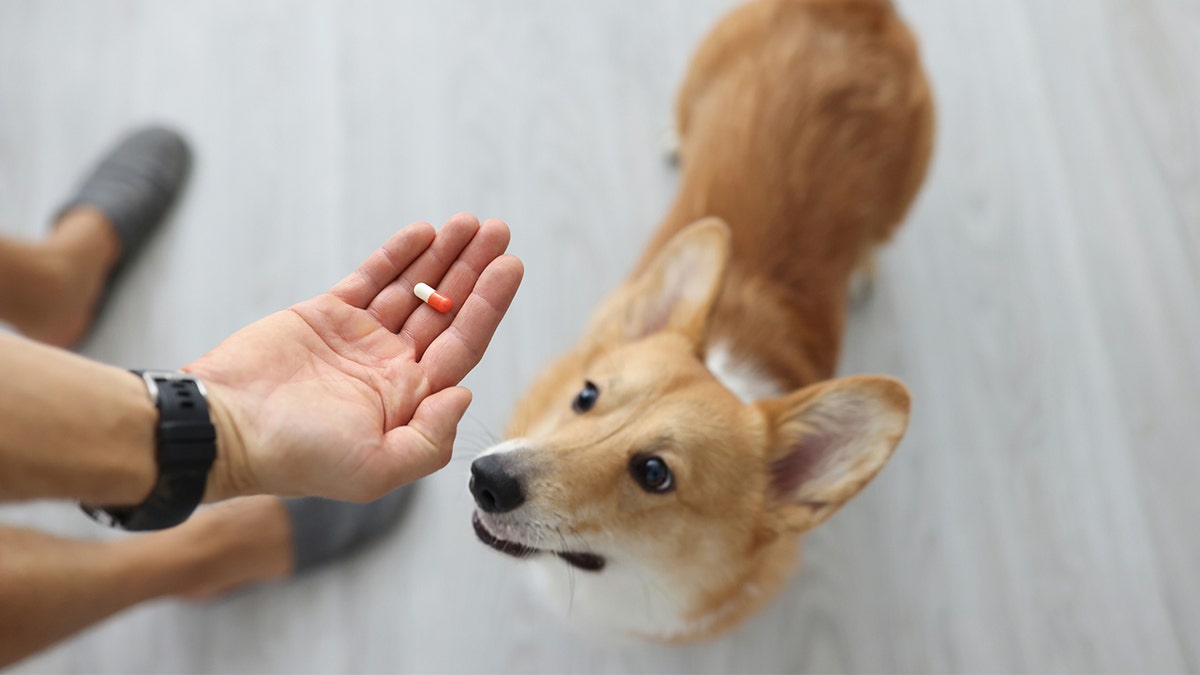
<box><xmin>757</xmin><ymin>375</ymin><xmax>910</xmax><ymax>533</ymax></box>
<box><xmin>584</xmin><ymin>217</ymin><xmax>731</xmax><ymax>346</ymax></box>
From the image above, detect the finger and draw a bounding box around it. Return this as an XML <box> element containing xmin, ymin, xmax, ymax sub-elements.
<box><xmin>370</xmin><ymin>386</ymin><xmax>473</xmax><ymax>490</ymax></box>
<box><xmin>419</xmin><ymin>254</ymin><xmax>524</xmax><ymax>391</ymax></box>
<box><xmin>399</xmin><ymin>218</ymin><xmax>512</xmax><ymax>358</ymax></box>
<box><xmin>367</xmin><ymin>213</ymin><xmax>480</xmax><ymax>332</ymax></box>
<box><xmin>329</xmin><ymin>221</ymin><xmax>436</xmax><ymax>309</ymax></box>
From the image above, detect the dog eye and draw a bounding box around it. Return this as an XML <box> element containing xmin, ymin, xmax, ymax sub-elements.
<box><xmin>572</xmin><ymin>380</ymin><xmax>600</xmax><ymax>413</ymax></box>
<box><xmin>630</xmin><ymin>456</ymin><xmax>673</xmax><ymax>493</ymax></box>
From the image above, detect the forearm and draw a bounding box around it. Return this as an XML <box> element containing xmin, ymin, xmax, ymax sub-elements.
<box><xmin>0</xmin><ymin>332</ymin><xmax>156</xmax><ymax>504</ymax></box>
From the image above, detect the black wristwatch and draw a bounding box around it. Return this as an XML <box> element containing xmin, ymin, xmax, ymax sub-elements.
<box><xmin>81</xmin><ymin>370</ymin><xmax>217</xmax><ymax>531</ymax></box>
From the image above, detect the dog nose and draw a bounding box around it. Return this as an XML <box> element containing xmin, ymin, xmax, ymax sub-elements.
<box><xmin>470</xmin><ymin>455</ymin><xmax>525</xmax><ymax>513</ymax></box>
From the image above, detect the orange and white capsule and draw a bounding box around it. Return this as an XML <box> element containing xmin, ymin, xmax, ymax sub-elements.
<box><xmin>414</xmin><ymin>282</ymin><xmax>452</xmax><ymax>313</ymax></box>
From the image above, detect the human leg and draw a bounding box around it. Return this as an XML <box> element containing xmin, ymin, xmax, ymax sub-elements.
<box><xmin>0</xmin><ymin>488</ymin><xmax>414</xmax><ymax>669</ymax></box>
<box><xmin>0</xmin><ymin>496</ymin><xmax>292</xmax><ymax>669</ymax></box>
<box><xmin>0</xmin><ymin>126</ymin><xmax>190</xmax><ymax>348</ymax></box>
<box><xmin>0</xmin><ymin>207</ymin><xmax>121</xmax><ymax>347</ymax></box>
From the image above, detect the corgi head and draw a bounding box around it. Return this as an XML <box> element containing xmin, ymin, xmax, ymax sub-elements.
<box><xmin>470</xmin><ymin>219</ymin><xmax>910</xmax><ymax>641</ymax></box>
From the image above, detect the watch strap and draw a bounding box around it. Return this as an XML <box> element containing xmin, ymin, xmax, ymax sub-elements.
<box><xmin>81</xmin><ymin>371</ymin><xmax>216</xmax><ymax>531</ymax></box>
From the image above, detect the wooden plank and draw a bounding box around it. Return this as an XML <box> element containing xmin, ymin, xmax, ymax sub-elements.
<box><xmin>2</xmin><ymin>0</ymin><xmax>1196</xmax><ymax>671</ymax></box>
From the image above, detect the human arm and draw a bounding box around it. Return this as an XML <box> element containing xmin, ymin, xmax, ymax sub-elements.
<box><xmin>0</xmin><ymin>333</ymin><xmax>157</xmax><ymax>505</ymax></box>
<box><xmin>0</xmin><ymin>213</ymin><xmax>522</xmax><ymax>506</ymax></box>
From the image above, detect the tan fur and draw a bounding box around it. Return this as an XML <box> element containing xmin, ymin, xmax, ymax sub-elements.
<box><xmin>482</xmin><ymin>0</ymin><xmax>932</xmax><ymax>642</ymax></box>
<box><xmin>657</xmin><ymin>0</ymin><xmax>934</xmax><ymax>386</ymax></box>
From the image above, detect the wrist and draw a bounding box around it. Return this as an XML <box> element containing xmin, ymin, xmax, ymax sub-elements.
<box><xmin>106</xmin><ymin>370</ymin><xmax>160</xmax><ymax>503</ymax></box>
<box><xmin>83</xmin><ymin>371</ymin><xmax>220</xmax><ymax>530</ymax></box>
<box><xmin>182</xmin><ymin>374</ymin><xmax>254</xmax><ymax>503</ymax></box>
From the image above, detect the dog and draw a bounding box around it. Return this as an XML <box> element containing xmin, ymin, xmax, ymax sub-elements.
<box><xmin>469</xmin><ymin>0</ymin><xmax>933</xmax><ymax>642</ymax></box>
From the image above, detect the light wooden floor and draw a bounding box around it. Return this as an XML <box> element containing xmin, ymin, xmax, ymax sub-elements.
<box><xmin>1</xmin><ymin>0</ymin><xmax>1198</xmax><ymax>672</ymax></box>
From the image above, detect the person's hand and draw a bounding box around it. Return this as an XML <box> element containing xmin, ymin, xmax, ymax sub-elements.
<box><xmin>184</xmin><ymin>213</ymin><xmax>523</xmax><ymax>502</ymax></box>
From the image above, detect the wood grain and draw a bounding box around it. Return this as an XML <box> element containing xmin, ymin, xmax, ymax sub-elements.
<box><xmin>1</xmin><ymin>0</ymin><xmax>1196</xmax><ymax>671</ymax></box>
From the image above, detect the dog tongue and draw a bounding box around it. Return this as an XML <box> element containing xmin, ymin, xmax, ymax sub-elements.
<box><xmin>556</xmin><ymin>551</ymin><xmax>606</xmax><ymax>572</ymax></box>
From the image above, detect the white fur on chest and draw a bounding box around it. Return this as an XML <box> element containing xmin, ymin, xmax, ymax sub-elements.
<box><xmin>526</xmin><ymin>552</ymin><xmax>759</xmax><ymax>641</ymax></box>
<box><xmin>705</xmin><ymin>341</ymin><xmax>785</xmax><ymax>403</ymax></box>
<box><xmin>528</xmin><ymin>555</ymin><xmax>705</xmax><ymax>641</ymax></box>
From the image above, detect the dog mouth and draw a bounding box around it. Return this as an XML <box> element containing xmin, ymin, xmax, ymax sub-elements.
<box><xmin>472</xmin><ymin>511</ymin><xmax>606</xmax><ymax>572</ymax></box>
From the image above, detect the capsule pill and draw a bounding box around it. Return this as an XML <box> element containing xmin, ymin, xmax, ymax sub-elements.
<box><xmin>414</xmin><ymin>282</ymin><xmax>452</xmax><ymax>313</ymax></box>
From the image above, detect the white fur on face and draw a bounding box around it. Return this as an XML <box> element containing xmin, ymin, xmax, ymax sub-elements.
<box><xmin>527</xmin><ymin>549</ymin><xmax>707</xmax><ymax>641</ymax></box>
<box><xmin>527</xmin><ymin>552</ymin><xmax>762</xmax><ymax>642</ymax></box>
<box><xmin>473</xmin><ymin>442</ymin><xmax>695</xmax><ymax>637</ymax></box>
<box><xmin>470</xmin><ymin>343</ymin><xmax>782</xmax><ymax>640</ymax></box>
<box><xmin>475</xmin><ymin>437</ymin><xmax>525</xmax><ymax>458</ymax></box>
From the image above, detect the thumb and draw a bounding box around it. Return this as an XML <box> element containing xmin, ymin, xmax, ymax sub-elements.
<box><xmin>377</xmin><ymin>386</ymin><xmax>473</xmax><ymax>488</ymax></box>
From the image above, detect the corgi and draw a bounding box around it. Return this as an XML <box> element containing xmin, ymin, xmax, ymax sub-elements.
<box><xmin>470</xmin><ymin>0</ymin><xmax>933</xmax><ymax>642</ymax></box>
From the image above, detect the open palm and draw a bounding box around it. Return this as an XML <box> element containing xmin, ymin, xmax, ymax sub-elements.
<box><xmin>185</xmin><ymin>214</ymin><xmax>522</xmax><ymax>502</ymax></box>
